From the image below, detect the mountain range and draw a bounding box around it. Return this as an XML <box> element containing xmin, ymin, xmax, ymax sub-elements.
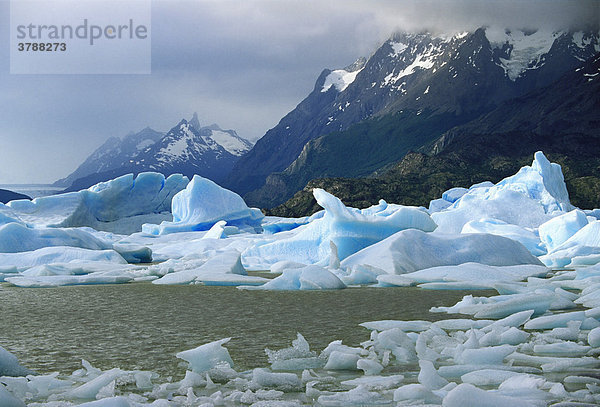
<box><xmin>57</xmin><ymin>113</ymin><xmax>253</xmax><ymax>192</ymax></box>
<box><xmin>56</xmin><ymin>27</ymin><xmax>599</xmax><ymax>215</ymax></box>
<box><xmin>269</xmin><ymin>51</ymin><xmax>600</xmax><ymax>216</ymax></box>
<box><xmin>222</xmin><ymin>28</ymin><xmax>599</xmax><ymax>209</ymax></box>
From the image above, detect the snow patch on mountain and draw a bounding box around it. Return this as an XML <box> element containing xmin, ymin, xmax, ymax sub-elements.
<box><xmin>389</xmin><ymin>42</ymin><xmax>408</xmax><ymax>57</ymax></box>
<box><xmin>163</xmin><ymin>134</ymin><xmax>190</xmax><ymax>159</ymax></box>
<box><xmin>210</xmin><ymin>130</ymin><xmax>252</xmax><ymax>156</ymax></box>
<box><xmin>322</xmin><ymin>68</ymin><xmax>362</xmax><ymax>93</ymax></box>
<box><xmin>488</xmin><ymin>29</ymin><xmax>559</xmax><ymax>80</ymax></box>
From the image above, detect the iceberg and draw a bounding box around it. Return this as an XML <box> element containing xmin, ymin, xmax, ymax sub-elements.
<box><xmin>342</xmin><ymin>229</ymin><xmax>542</xmax><ymax>275</ymax></box>
<box><xmin>142</xmin><ymin>175</ymin><xmax>263</xmax><ymax>235</ymax></box>
<box><xmin>432</xmin><ymin>152</ymin><xmax>573</xmax><ymax>233</ymax></box>
<box><xmin>245</xmin><ymin>189</ymin><xmax>436</xmax><ymax>266</ymax></box>
<box><xmin>6</xmin><ymin>172</ymin><xmax>188</xmax><ymax>234</ymax></box>
<box><xmin>0</xmin><ymin>223</ymin><xmax>152</xmax><ymax>264</ymax></box>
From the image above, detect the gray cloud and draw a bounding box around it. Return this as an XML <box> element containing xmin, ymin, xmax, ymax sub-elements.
<box><xmin>0</xmin><ymin>0</ymin><xmax>597</xmax><ymax>183</ymax></box>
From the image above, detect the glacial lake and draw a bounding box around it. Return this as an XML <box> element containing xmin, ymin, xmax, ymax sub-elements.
<box><xmin>0</xmin><ymin>283</ymin><xmax>491</xmax><ymax>378</ymax></box>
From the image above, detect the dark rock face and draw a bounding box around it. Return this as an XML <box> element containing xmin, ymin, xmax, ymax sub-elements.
<box><xmin>225</xmin><ymin>28</ymin><xmax>599</xmax><ymax>208</ymax></box>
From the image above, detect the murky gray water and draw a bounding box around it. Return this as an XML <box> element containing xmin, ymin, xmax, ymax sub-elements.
<box><xmin>0</xmin><ymin>283</ymin><xmax>490</xmax><ymax>378</ymax></box>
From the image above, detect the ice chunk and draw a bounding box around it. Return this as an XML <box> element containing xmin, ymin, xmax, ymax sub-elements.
<box><xmin>343</xmin><ymin>229</ymin><xmax>542</xmax><ymax>275</ymax></box>
<box><xmin>418</xmin><ymin>360</ymin><xmax>449</xmax><ymax>390</ymax></box>
<box><xmin>0</xmin><ymin>247</ymin><xmax>127</xmax><ymax>269</ymax></box>
<box><xmin>0</xmin><ymin>346</ymin><xmax>33</xmax><ymax>377</ymax></box>
<box><xmin>533</xmin><ymin>341</ymin><xmax>591</xmax><ymax>356</ymax></box>
<box><xmin>396</xmin><ymin>263</ymin><xmax>548</xmax><ymax>286</ymax></box>
<box><xmin>456</xmin><ymin>345</ymin><xmax>517</xmax><ymax>365</ymax></box>
<box><xmin>261</xmin><ymin>216</ymin><xmax>311</xmax><ymax>234</ymax></box>
<box><xmin>0</xmin><ymin>204</ymin><xmax>24</xmax><ymax>227</ymax></box>
<box><xmin>524</xmin><ymin>311</ymin><xmax>589</xmax><ymax>330</ymax></box>
<box><xmin>462</xmin><ymin>219</ymin><xmax>546</xmax><ymax>256</ymax></box>
<box><xmin>245</xmin><ymin>189</ymin><xmax>436</xmax><ymax>265</ymax></box>
<box><xmin>433</xmin><ymin>152</ymin><xmax>572</xmax><ymax>233</ymax></box>
<box><xmin>250</xmin><ymin>368</ymin><xmax>301</xmax><ymax>391</ymax></box>
<box><xmin>266</xmin><ymin>333</ymin><xmax>323</xmax><ymax>370</ymax></box>
<box><xmin>317</xmin><ymin>385</ymin><xmax>386</xmax><ymax>406</ymax></box>
<box><xmin>0</xmin><ymin>384</ymin><xmax>25</xmax><ymax>407</ymax></box>
<box><xmin>202</xmin><ymin>220</ymin><xmax>227</xmax><ymax>239</ymax></box>
<box><xmin>6</xmin><ymin>271</ymin><xmax>135</xmax><ymax>288</ymax></box>
<box><xmin>77</xmin><ymin>397</ymin><xmax>131</xmax><ymax>406</ymax></box>
<box><xmin>143</xmin><ymin>175</ymin><xmax>263</xmax><ymax>235</ymax></box>
<box><xmin>588</xmin><ymin>326</ymin><xmax>600</xmax><ymax>347</ymax></box>
<box><xmin>542</xmin><ymin>220</ymin><xmax>600</xmax><ymax>267</ymax></box>
<box><xmin>67</xmin><ymin>368</ymin><xmax>124</xmax><ymax>399</ymax></box>
<box><xmin>0</xmin><ymin>223</ymin><xmax>152</xmax><ymax>264</ymax></box>
<box><xmin>323</xmin><ymin>351</ymin><xmax>360</xmax><ymax>370</ymax></box>
<box><xmin>360</xmin><ymin>320</ymin><xmax>432</xmax><ymax>332</ymax></box>
<box><xmin>152</xmin><ymin>250</ymin><xmax>267</xmax><ymax>286</ymax></box>
<box><xmin>539</xmin><ymin>209</ymin><xmax>589</xmax><ymax>252</ymax></box>
<box><xmin>340</xmin><ymin>375</ymin><xmax>404</xmax><ymax>390</ymax></box>
<box><xmin>443</xmin><ymin>383</ymin><xmax>538</xmax><ymax>407</ymax></box>
<box><xmin>461</xmin><ymin>369</ymin><xmax>521</xmax><ymax>386</ymax></box>
<box><xmin>0</xmin><ymin>222</ymin><xmax>113</xmax><ymax>253</ymax></box>
<box><xmin>242</xmin><ymin>265</ymin><xmax>345</xmax><ymax>291</ymax></box>
<box><xmin>393</xmin><ymin>384</ymin><xmax>441</xmax><ymax>404</ymax></box>
<box><xmin>176</xmin><ymin>338</ymin><xmax>234</xmax><ymax>373</ymax></box>
<box><xmin>443</xmin><ymin>187</ymin><xmax>469</xmax><ymax>203</ymax></box>
<box><xmin>356</xmin><ymin>358</ymin><xmax>383</xmax><ymax>375</ymax></box>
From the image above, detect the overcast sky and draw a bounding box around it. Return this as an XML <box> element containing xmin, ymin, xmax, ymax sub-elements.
<box><xmin>0</xmin><ymin>0</ymin><xmax>597</xmax><ymax>184</ymax></box>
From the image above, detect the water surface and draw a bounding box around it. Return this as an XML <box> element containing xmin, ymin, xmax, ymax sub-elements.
<box><xmin>0</xmin><ymin>283</ymin><xmax>490</xmax><ymax>377</ymax></box>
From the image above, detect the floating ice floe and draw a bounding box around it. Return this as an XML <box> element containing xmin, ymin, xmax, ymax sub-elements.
<box><xmin>4</xmin><ymin>172</ymin><xmax>188</xmax><ymax>234</ymax></box>
<box><xmin>142</xmin><ymin>175</ymin><xmax>264</xmax><ymax>235</ymax></box>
